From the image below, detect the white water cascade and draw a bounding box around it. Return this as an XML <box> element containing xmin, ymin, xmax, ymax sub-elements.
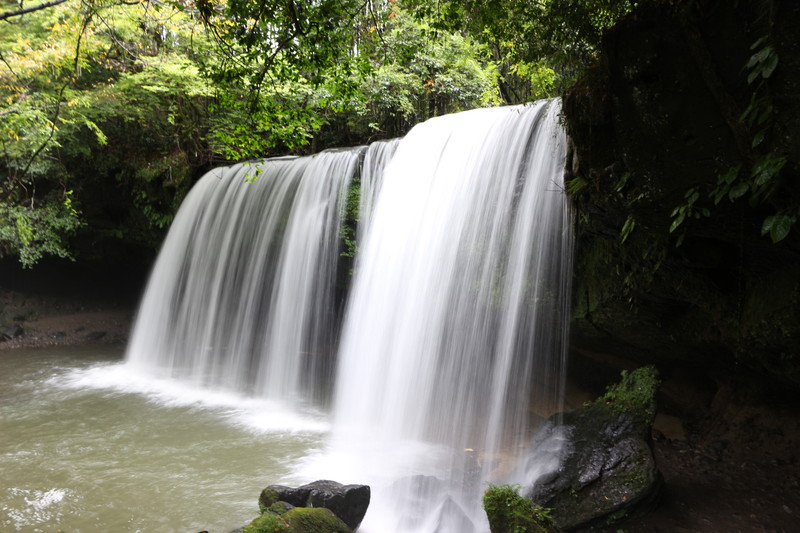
<box><xmin>125</xmin><ymin>100</ymin><xmax>572</xmax><ymax>532</ymax></box>
<box><xmin>127</xmin><ymin>148</ymin><xmax>363</xmax><ymax>404</ymax></box>
<box><xmin>320</xmin><ymin>100</ymin><xmax>573</xmax><ymax>532</ymax></box>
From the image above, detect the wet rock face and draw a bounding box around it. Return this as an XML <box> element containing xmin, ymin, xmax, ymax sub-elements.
<box><xmin>524</xmin><ymin>367</ymin><xmax>661</xmax><ymax>530</ymax></box>
<box><xmin>259</xmin><ymin>480</ymin><xmax>370</xmax><ymax>531</ymax></box>
<box><xmin>527</xmin><ymin>407</ymin><xmax>660</xmax><ymax>530</ymax></box>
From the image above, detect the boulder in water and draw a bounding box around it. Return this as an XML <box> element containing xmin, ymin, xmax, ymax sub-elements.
<box><xmin>525</xmin><ymin>366</ymin><xmax>662</xmax><ymax>530</ymax></box>
<box><xmin>259</xmin><ymin>480</ymin><xmax>370</xmax><ymax>531</ymax></box>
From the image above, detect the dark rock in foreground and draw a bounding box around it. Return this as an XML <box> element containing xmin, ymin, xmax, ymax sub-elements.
<box><xmin>259</xmin><ymin>479</ymin><xmax>370</xmax><ymax>531</ymax></box>
<box><xmin>525</xmin><ymin>367</ymin><xmax>662</xmax><ymax>530</ymax></box>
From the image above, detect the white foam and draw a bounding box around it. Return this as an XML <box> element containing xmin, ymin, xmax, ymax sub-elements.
<box><xmin>5</xmin><ymin>488</ymin><xmax>68</xmax><ymax>529</ymax></box>
<box><xmin>54</xmin><ymin>362</ymin><xmax>330</xmax><ymax>435</ymax></box>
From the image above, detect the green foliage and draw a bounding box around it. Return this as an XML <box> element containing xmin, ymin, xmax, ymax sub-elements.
<box><xmin>665</xmin><ymin>27</ymin><xmax>793</xmax><ymax>246</ymax></box>
<box><xmin>668</xmin><ymin>186</ymin><xmax>710</xmax><ymax>246</ymax></box>
<box><xmin>0</xmin><ymin>195</ymin><xmax>82</xmax><ymax>268</ymax></box>
<box><xmin>565</xmin><ymin>176</ymin><xmax>588</xmax><ymax>196</ymax></box>
<box><xmin>342</xmin><ymin>6</ymin><xmax>501</xmax><ymax>139</ymax></box>
<box><xmin>746</xmin><ymin>36</ymin><xmax>779</xmax><ymax>84</ymax></box>
<box><xmin>620</xmin><ymin>216</ymin><xmax>636</xmax><ymax>243</ymax></box>
<box><xmin>339</xmin><ymin>177</ymin><xmax>360</xmax><ymax>262</ymax></box>
<box><xmin>405</xmin><ymin>0</ymin><xmax>638</xmax><ymax>102</ymax></box>
<box><xmin>0</xmin><ymin>0</ymin><xmax>669</xmax><ymax>268</ymax></box>
<box><xmin>483</xmin><ymin>484</ymin><xmax>558</xmax><ymax>533</ymax></box>
<box><xmin>596</xmin><ymin>366</ymin><xmax>660</xmax><ymax>424</ymax></box>
<box><xmin>761</xmin><ymin>214</ymin><xmax>795</xmax><ymax>244</ymax></box>
<box><xmin>0</xmin><ymin>0</ymin><xmax>214</xmax><ymax>264</ymax></box>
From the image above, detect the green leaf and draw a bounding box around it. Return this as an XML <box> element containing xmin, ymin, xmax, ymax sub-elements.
<box><xmin>757</xmin><ymin>105</ymin><xmax>774</xmax><ymax>125</ymax></box>
<box><xmin>762</xmin><ymin>215</ymin><xmax>795</xmax><ymax>243</ymax></box>
<box><xmin>711</xmin><ymin>187</ymin><xmax>727</xmax><ymax>205</ymax></box>
<box><xmin>746</xmin><ymin>47</ymin><xmax>768</xmax><ymax>69</ymax></box>
<box><xmin>614</xmin><ymin>172</ymin><xmax>631</xmax><ymax>193</ymax></box>
<box><xmin>750</xmin><ymin>36</ymin><xmax>768</xmax><ymax>50</ymax></box>
<box><xmin>669</xmin><ymin>212</ymin><xmax>685</xmax><ymax>233</ymax></box>
<box><xmin>720</xmin><ymin>165</ymin><xmax>741</xmax><ymax>185</ymax></box>
<box><xmin>762</xmin><ymin>52</ymin><xmax>779</xmax><ymax>78</ymax></box>
<box><xmin>751</xmin><ymin>154</ymin><xmax>787</xmax><ymax>187</ymax></box>
<box><xmin>728</xmin><ymin>182</ymin><xmax>749</xmax><ymax>201</ymax></box>
<box><xmin>752</xmin><ymin>129</ymin><xmax>765</xmax><ymax>148</ymax></box>
<box><xmin>620</xmin><ymin>216</ymin><xmax>636</xmax><ymax>242</ymax></box>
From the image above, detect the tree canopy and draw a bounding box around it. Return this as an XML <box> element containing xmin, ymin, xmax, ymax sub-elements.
<box><xmin>0</xmin><ymin>0</ymin><xmax>639</xmax><ymax>267</ymax></box>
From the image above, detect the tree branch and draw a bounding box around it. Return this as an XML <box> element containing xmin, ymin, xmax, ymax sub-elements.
<box><xmin>0</xmin><ymin>0</ymin><xmax>71</xmax><ymax>22</ymax></box>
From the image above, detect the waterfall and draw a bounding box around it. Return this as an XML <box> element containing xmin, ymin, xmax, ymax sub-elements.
<box><xmin>126</xmin><ymin>149</ymin><xmax>363</xmax><ymax>403</ymax></box>
<box><xmin>357</xmin><ymin>139</ymin><xmax>401</xmax><ymax>241</ymax></box>
<box><xmin>125</xmin><ymin>100</ymin><xmax>572</xmax><ymax>533</ymax></box>
<box><xmin>322</xmin><ymin>100</ymin><xmax>572</xmax><ymax>532</ymax></box>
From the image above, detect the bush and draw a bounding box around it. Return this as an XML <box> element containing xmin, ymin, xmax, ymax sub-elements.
<box><xmin>482</xmin><ymin>484</ymin><xmax>558</xmax><ymax>533</ymax></box>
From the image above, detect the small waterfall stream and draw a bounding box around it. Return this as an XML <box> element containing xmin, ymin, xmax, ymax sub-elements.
<box><xmin>125</xmin><ymin>100</ymin><xmax>572</xmax><ymax>532</ymax></box>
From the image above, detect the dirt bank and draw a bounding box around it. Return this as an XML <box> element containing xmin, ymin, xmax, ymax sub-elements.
<box><xmin>0</xmin><ymin>257</ymin><xmax>144</xmax><ymax>350</ymax></box>
<box><xmin>0</xmin><ymin>308</ymin><xmax>134</xmax><ymax>350</ymax></box>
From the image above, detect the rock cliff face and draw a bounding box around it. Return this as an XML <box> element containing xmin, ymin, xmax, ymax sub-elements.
<box><xmin>563</xmin><ymin>0</ymin><xmax>800</xmax><ymax>390</ymax></box>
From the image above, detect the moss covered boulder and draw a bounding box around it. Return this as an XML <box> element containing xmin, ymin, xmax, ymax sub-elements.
<box><xmin>242</xmin><ymin>507</ymin><xmax>350</xmax><ymax>533</ymax></box>
<box><xmin>525</xmin><ymin>366</ymin><xmax>662</xmax><ymax>530</ymax></box>
<box><xmin>283</xmin><ymin>508</ymin><xmax>351</xmax><ymax>533</ymax></box>
<box><xmin>258</xmin><ymin>480</ymin><xmax>370</xmax><ymax>531</ymax></box>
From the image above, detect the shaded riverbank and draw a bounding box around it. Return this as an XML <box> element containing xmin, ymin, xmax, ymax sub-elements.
<box><xmin>0</xmin><ymin>307</ymin><xmax>133</xmax><ymax>350</ymax></box>
<box><xmin>0</xmin><ymin>257</ymin><xmax>144</xmax><ymax>350</ymax></box>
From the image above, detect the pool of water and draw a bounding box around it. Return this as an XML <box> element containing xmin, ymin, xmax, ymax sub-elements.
<box><xmin>0</xmin><ymin>347</ymin><xmax>329</xmax><ymax>533</ymax></box>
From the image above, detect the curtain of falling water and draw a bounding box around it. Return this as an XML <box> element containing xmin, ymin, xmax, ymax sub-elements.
<box><xmin>330</xmin><ymin>100</ymin><xmax>572</xmax><ymax>533</ymax></box>
<box><xmin>126</xmin><ymin>149</ymin><xmax>363</xmax><ymax>404</ymax></box>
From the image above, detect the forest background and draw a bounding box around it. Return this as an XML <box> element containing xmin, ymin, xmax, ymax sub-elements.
<box><xmin>0</xmin><ymin>0</ymin><xmax>631</xmax><ymax>268</ymax></box>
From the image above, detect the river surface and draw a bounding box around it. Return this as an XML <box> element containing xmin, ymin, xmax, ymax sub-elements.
<box><xmin>0</xmin><ymin>347</ymin><xmax>329</xmax><ymax>533</ymax></box>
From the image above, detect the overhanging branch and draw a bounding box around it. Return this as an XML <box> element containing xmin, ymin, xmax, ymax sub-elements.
<box><xmin>0</xmin><ymin>0</ymin><xmax>70</xmax><ymax>22</ymax></box>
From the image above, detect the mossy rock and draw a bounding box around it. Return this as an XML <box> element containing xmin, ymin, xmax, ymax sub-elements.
<box><xmin>526</xmin><ymin>367</ymin><xmax>662</xmax><ymax>530</ymax></box>
<box><xmin>258</xmin><ymin>480</ymin><xmax>369</xmax><ymax>530</ymax></box>
<box><xmin>596</xmin><ymin>365</ymin><xmax>660</xmax><ymax>424</ymax></box>
<box><xmin>483</xmin><ymin>484</ymin><xmax>560</xmax><ymax>533</ymax></box>
<box><xmin>283</xmin><ymin>507</ymin><xmax>350</xmax><ymax>533</ymax></box>
<box><xmin>242</xmin><ymin>507</ymin><xmax>350</xmax><ymax>533</ymax></box>
<box><xmin>258</xmin><ymin>488</ymin><xmax>283</xmax><ymax>512</ymax></box>
<box><xmin>268</xmin><ymin>501</ymin><xmax>295</xmax><ymax>515</ymax></box>
<box><xmin>242</xmin><ymin>512</ymin><xmax>290</xmax><ymax>533</ymax></box>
